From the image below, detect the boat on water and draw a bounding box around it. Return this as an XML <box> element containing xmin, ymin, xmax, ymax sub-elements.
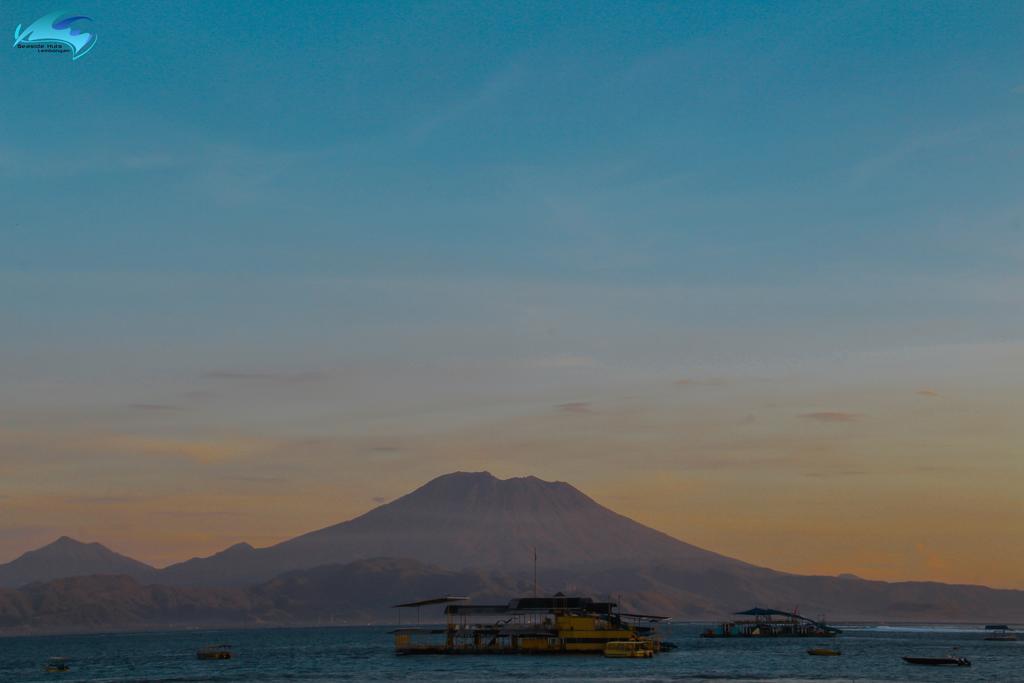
<box><xmin>807</xmin><ymin>647</ymin><xmax>841</xmax><ymax>656</ymax></box>
<box><xmin>903</xmin><ymin>655</ymin><xmax>971</xmax><ymax>667</ymax></box>
<box><xmin>392</xmin><ymin>594</ymin><xmax>667</xmax><ymax>655</ymax></box>
<box><xmin>984</xmin><ymin>624</ymin><xmax>1017</xmax><ymax>641</ymax></box>
<box><xmin>44</xmin><ymin>657</ymin><xmax>70</xmax><ymax>673</ymax></box>
<box><xmin>196</xmin><ymin>644</ymin><xmax>232</xmax><ymax>660</ymax></box>
<box><xmin>700</xmin><ymin>607</ymin><xmax>841</xmax><ymax>638</ymax></box>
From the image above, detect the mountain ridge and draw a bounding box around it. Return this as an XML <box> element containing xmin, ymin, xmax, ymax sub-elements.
<box><xmin>0</xmin><ymin>536</ymin><xmax>157</xmax><ymax>589</ymax></box>
<box><xmin>3</xmin><ymin>558</ymin><xmax>1024</xmax><ymax>636</ymax></box>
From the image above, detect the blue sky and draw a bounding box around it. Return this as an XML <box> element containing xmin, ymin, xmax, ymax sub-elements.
<box><xmin>5</xmin><ymin>1</ymin><xmax>1022</xmax><ymax>278</ymax></box>
<box><xmin>3</xmin><ymin>0</ymin><xmax>1022</xmax><ymax>385</ymax></box>
<box><xmin>1</xmin><ymin>1</ymin><xmax>1023</xmax><ymax>584</ymax></box>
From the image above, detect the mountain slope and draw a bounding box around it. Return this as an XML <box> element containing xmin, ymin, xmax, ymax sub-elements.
<box><xmin>0</xmin><ymin>558</ymin><xmax>531</xmax><ymax>635</ymax></box>
<box><xmin>4</xmin><ymin>558</ymin><xmax>1024</xmax><ymax>635</ymax></box>
<box><xmin>159</xmin><ymin>471</ymin><xmax>763</xmax><ymax>586</ymax></box>
<box><xmin>0</xmin><ymin>537</ymin><xmax>158</xmax><ymax>588</ymax></box>
<box><xmin>0</xmin><ymin>574</ymin><xmax>249</xmax><ymax>634</ymax></box>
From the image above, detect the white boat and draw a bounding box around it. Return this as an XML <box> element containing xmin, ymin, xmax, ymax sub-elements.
<box><xmin>984</xmin><ymin>624</ymin><xmax>1017</xmax><ymax>641</ymax></box>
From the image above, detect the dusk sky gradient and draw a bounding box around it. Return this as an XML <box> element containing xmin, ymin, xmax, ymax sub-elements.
<box><xmin>2</xmin><ymin>1</ymin><xmax>1023</xmax><ymax>587</ymax></box>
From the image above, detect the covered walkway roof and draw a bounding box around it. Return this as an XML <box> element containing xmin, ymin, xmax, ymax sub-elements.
<box><xmin>733</xmin><ymin>606</ymin><xmax>840</xmax><ymax>632</ymax></box>
<box><xmin>393</xmin><ymin>596</ymin><xmax>468</xmax><ymax>608</ymax></box>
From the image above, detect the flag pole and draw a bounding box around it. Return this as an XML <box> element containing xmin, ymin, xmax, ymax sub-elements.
<box><xmin>533</xmin><ymin>546</ymin><xmax>537</xmax><ymax>597</ymax></box>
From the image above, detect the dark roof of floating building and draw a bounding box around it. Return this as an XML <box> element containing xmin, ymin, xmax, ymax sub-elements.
<box><xmin>733</xmin><ymin>607</ymin><xmax>840</xmax><ymax>632</ymax></box>
<box><xmin>444</xmin><ymin>596</ymin><xmax>619</xmax><ymax>616</ymax></box>
<box><xmin>393</xmin><ymin>594</ymin><xmax>668</xmax><ymax>621</ymax></box>
<box><xmin>392</xmin><ymin>596</ymin><xmax>468</xmax><ymax>608</ymax></box>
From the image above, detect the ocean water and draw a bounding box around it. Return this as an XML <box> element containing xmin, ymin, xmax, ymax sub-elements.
<box><xmin>0</xmin><ymin>623</ymin><xmax>1019</xmax><ymax>682</ymax></box>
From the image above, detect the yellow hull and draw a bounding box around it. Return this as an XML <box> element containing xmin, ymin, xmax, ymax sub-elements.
<box><xmin>604</xmin><ymin>640</ymin><xmax>655</xmax><ymax>658</ymax></box>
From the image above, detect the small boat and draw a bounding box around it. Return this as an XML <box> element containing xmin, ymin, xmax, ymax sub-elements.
<box><xmin>196</xmin><ymin>644</ymin><xmax>232</xmax><ymax>660</ymax></box>
<box><xmin>807</xmin><ymin>647</ymin><xmax>841</xmax><ymax>656</ymax></box>
<box><xmin>903</xmin><ymin>655</ymin><xmax>971</xmax><ymax>667</ymax></box>
<box><xmin>44</xmin><ymin>657</ymin><xmax>70</xmax><ymax>672</ymax></box>
<box><xmin>984</xmin><ymin>624</ymin><xmax>1017</xmax><ymax>641</ymax></box>
<box><xmin>603</xmin><ymin>640</ymin><xmax>654</xmax><ymax>658</ymax></box>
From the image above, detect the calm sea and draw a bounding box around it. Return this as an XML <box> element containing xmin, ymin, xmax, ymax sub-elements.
<box><xmin>0</xmin><ymin>623</ymin><xmax>1019</xmax><ymax>682</ymax></box>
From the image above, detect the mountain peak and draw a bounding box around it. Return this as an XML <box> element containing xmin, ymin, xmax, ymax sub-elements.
<box><xmin>415</xmin><ymin>471</ymin><xmax>575</xmax><ymax>493</ymax></box>
<box><xmin>430</xmin><ymin>470</ymin><xmax>497</xmax><ymax>482</ymax></box>
<box><xmin>424</xmin><ymin>471</ymin><xmax>568</xmax><ymax>484</ymax></box>
<box><xmin>37</xmin><ymin>536</ymin><xmax>109</xmax><ymax>555</ymax></box>
<box><xmin>220</xmin><ymin>542</ymin><xmax>256</xmax><ymax>555</ymax></box>
<box><xmin>0</xmin><ymin>536</ymin><xmax>156</xmax><ymax>588</ymax></box>
<box><xmin>52</xmin><ymin>535</ymin><xmax>85</xmax><ymax>546</ymax></box>
<box><xmin>394</xmin><ymin>471</ymin><xmax>590</xmax><ymax>514</ymax></box>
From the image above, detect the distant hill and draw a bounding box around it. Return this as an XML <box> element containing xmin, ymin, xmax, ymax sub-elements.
<box><xmin>0</xmin><ymin>537</ymin><xmax>157</xmax><ymax>588</ymax></box>
<box><xmin>3</xmin><ymin>557</ymin><xmax>1024</xmax><ymax>635</ymax></box>
<box><xmin>0</xmin><ymin>573</ymin><xmax>248</xmax><ymax>635</ymax></box>
<box><xmin>0</xmin><ymin>558</ymin><xmax>530</xmax><ymax>635</ymax></box>
<box><xmin>159</xmin><ymin>471</ymin><xmax>760</xmax><ymax>586</ymax></box>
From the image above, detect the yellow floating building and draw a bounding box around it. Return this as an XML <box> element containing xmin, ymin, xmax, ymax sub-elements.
<box><xmin>393</xmin><ymin>594</ymin><xmax>666</xmax><ymax>656</ymax></box>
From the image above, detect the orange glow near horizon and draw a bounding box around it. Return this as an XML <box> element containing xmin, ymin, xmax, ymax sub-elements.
<box><xmin>1</xmin><ymin>345</ymin><xmax>1021</xmax><ymax>588</ymax></box>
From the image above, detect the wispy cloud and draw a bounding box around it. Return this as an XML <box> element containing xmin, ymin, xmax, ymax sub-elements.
<box><xmin>183</xmin><ymin>390</ymin><xmax>216</xmax><ymax>400</ymax></box>
<box><xmin>128</xmin><ymin>403</ymin><xmax>180</xmax><ymax>411</ymax></box>
<box><xmin>102</xmin><ymin>435</ymin><xmax>268</xmax><ymax>463</ymax></box>
<box><xmin>528</xmin><ymin>355</ymin><xmax>600</xmax><ymax>369</ymax></box>
<box><xmin>556</xmin><ymin>401</ymin><xmax>594</xmax><ymax>414</ymax></box>
<box><xmin>202</xmin><ymin>370</ymin><xmax>327</xmax><ymax>383</ymax></box>
<box><xmin>799</xmin><ymin>411</ymin><xmax>862</xmax><ymax>423</ymax></box>
<box><xmin>803</xmin><ymin>469</ymin><xmax>868</xmax><ymax>478</ymax></box>
<box><xmin>411</xmin><ymin>61</ymin><xmax>526</xmax><ymax>141</ymax></box>
<box><xmin>64</xmin><ymin>495</ymin><xmax>137</xmax><ymax>505</ymax></box>
<box><xmin>187</xmin><ymin>143</ymin><xmax>314</xmax><ymax>208</ymax></box>
<box><xmin>674</xmin><ymin>378</ymin><xmax>725</xmax><ymax>386</ymax></box>
<box><xmin>120</xmin><ymin>153</ymin><xmax>179</xmax><ymax>170</ymax></box>
<box><xmin>915</xmin><ymin>389</ymin><xmax>940</xmax><ymax>397</ymax></box>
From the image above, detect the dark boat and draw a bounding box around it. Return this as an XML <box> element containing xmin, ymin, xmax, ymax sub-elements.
<box><xmin>197</xmin><ymin>644</ymin><xmax>232</xmax><ymax>660</ymax></box>
<box><xmin>44</xmin><ymin>657</ymin><xmax>70</xmax><ymax>673</ymax></box>
<box><xmin>902</xmin><ymin>655</ymin><xmax>971</xmax><ymax>667</ymax></box>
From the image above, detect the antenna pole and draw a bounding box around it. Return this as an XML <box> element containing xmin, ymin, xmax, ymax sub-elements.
<box><xmin>533</xmin><ymin>547</ymin><xmax>537</xmax><ymax>597</ymax></box>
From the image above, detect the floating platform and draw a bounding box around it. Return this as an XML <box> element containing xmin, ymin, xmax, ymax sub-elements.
<box><xmin>393</xmin><ymin>595</ymin><xmax>667</xmax><ymax>656</ymax></box>
<box><xmin>700</xmin><ymin>607</ymin><xmax>841</xmax><ymax>638</ymax></box>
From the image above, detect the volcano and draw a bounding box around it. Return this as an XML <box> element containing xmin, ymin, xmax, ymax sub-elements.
<box><xmin>158</xmin><ymin>471</ymin><xmax>759</xmax><ymax>586</ymax></box>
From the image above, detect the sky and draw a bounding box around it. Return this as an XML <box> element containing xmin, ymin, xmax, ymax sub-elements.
<box><xmin>1</xmin><ymin>1</ymin><xmax>1023</xmax><ymax>588</ymax></box>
